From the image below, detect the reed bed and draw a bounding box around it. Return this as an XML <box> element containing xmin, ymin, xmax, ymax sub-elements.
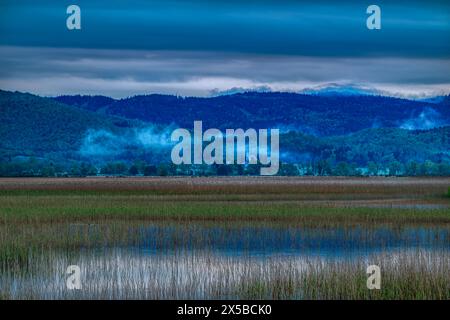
<box><xmin>1</xmin><ymin>201</ymin><xmax>449</xmax><ymax>224</ymax></box>
<box><xmin>0</xmin><ymin>220</ymin><xmax>449</xmax><ymax>300</ymax></box>
<box><xmin>1</xmin><ymin>176</ymin><xmax>449</xmax><ymax>197</ymax></box>
<box><xmin>1</xmin><ymin>177</ymin><xmax>449</xmax><ymax>224</ymax></box>
<box><xmin>0</xmin><ymin>177</ymin><xmax>449</xmax><ymax>300</ymax></box>
<box><xmin>1</xmin><ymin>248</ymin><xmax>448</xmax><ymax>300</ymax></box>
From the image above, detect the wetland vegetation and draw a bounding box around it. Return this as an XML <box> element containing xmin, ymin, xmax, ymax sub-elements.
<box><xmin>0</xmin><ymin>177</ymin><xmax>449</xmax><ymax>299</ymax></box>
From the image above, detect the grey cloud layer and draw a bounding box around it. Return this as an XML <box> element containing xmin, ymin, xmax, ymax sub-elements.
<box><xmin>0</xmin><ymin>46</ymin><xmax>449</xmax><ymax>97</ymax></box>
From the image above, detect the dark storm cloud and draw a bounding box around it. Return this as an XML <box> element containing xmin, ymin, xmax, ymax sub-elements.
<box><xmin>0</xmin><ymin>46</ymin><xmax>449</xmax><ymax>97</ymax></box>
<box><xmin>0</xmin><ymin>0</ymin><xmax>449</xmax><ymax>57</ymax></box>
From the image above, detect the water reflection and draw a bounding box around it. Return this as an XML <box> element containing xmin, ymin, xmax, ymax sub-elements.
<box><xmin>2</xmin><ymin>222</ymin><xmax>449</xmax><ymax>299</ymax></box>
<box><xmin>128</xmin><ymin>223</ymin><xmax>450</xmax><ymax>258</ymax></box>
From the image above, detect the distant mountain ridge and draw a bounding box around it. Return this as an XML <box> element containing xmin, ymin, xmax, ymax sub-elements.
<box><xmin>54</xmin><ymin>91</ymin><xmax>450</xmax><ymax>136</ymax></box>
<box><xmin>298</xmin><ymin>83</ymin><xmax>383</xmax><ymax>97</ymax></box>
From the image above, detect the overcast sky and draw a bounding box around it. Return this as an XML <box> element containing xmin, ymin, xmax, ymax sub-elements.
<box><xmin>0</xmin><ymin>0</ymin><xmax>449</xmax><ymax>97</ymax></box>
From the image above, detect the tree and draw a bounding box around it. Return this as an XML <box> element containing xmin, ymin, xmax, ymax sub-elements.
<box><xmin>128</xmin><ymin>165</ymin><xmax>139</xmax><ymax>176</ymax></box>
<box><xmin>80</xmin><ymin>162</ymin><xmax>96</xmax><ymax>176</ymax></box>
<box><xmin>70</xmin><ymin>163</ymin><xmax>81</xmax><ymax>176</ymax></box>
<box><xmin>334</xmin><ymin>162</ymin><xmax>351</xmax><ymax>176</ymax></box>
<box><xmin>114</xmin><ymin>162</ymin><xmax>127</xmax><ymax>174</ymax></box>
<box><xmin>244</xmin><ymin>164</ymin><xmax>261</xmax><ymax>176</ymax></box>
<box><xmin>367</xmin><ymin>161</ymin><xmax>378</xmax><ymax>176</ymax></box>
<box><xmin>133</xmin><ymin>160</ymin><xmax>146</xmax><ymax>173</ymax></box>
<box><xmin>405</xmin><ymin>161</ymin><xmax>419</xmax><ymax>176</ymax></box>
<box><xmin>143</xmin><ymin>165</ymin><xmax>157</xmax><ymax>176</ymax></box>
<box><xmin>215</xmin><ymin>164</ymin><xmax>231</xmax><ymax>176</ymax></box>
<box><xmin>437</xmin><ymin>163</ymin><xmax>450</xmax><ymax>176</ymax></box>
<box><xmin>424</xmin><ymin>160</ymin><xmax>437</xmax><ymax>176</ymax></box>
<box><xmin>100</xmin><ymin>162</ymin><xmax>127</xmax><ymax>175</ymax></box>
<box><xmin>388</xmin><ymin>161</ymin><xmax>402</xmax><ymax>176</ymax></box>
<box><xmin>41</xmin><ymin>163</ymin><xmax>56</xmax><ymax>177</ymax></box>
<box><xmin>317</xmin><ymin>159</ymin><xmax>332</xmax><ymax>176</ymax></box>
<box><xmin>280</xmin><ymin>163</ymin><xmax>298</xmax><ymax>176</ymax></box>
<box><xmin>157</xmin><ymin>164</ymin><xmax>168</xmax><ymax>176</ymax></box>
<box><xmin>236</xmin><ymin>165</ymin><xmax>244</xmax><ymax>176</ymax></box>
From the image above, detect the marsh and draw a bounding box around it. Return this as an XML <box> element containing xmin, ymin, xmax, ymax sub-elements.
<box><xmin>0</xmin><ymin>177</ymin><xmax>449</xmax><ymax>299</ymax></box>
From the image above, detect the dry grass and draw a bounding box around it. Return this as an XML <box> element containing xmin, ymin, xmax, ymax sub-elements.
<box><xmin>1</xmin><ymin>176</ymin><xmax>449</xmax><ymax>197</ymax></box>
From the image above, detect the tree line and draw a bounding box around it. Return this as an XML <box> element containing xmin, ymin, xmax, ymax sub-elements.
<box><xmin>1</xmin><ymin>159</ymin><xmax>450</xmax><ymax>177</ymax></box>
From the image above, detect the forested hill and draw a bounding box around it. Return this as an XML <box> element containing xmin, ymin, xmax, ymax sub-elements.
<box><xmin>1</xmin><ymin>89</ymin><xmax>450</xmax><ymax>176</ymax></box>
<box><xmin>55</xmin><ymin>92</ymin><xmax>450</xmax><ymax>136</ymax></box>
<box><xmin>282</xmin><ymin>126</ymin><xmax>450</xmax><ymax>165</ymax></box>
<box><xmin>0</xmin><ymin>90</ymin><xmax>134</xmax><ymax>154</ymax></box>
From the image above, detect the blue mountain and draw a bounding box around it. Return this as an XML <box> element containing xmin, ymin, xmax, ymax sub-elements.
<box><xmin>55</xmin><ymin>91</ymin><xmax>450</xmax><ymax>136</ymax></box>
